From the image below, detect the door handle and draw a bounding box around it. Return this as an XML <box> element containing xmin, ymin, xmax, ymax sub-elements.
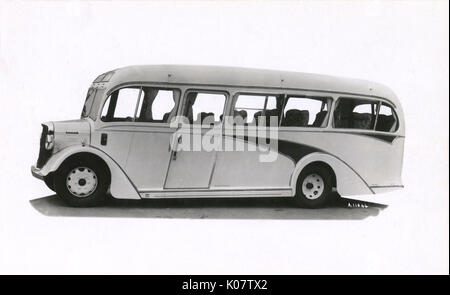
<box><xmin>169</xmin><ymin>133</ymin><xmax>182</xmax><ymax>160</ymax></box>
<box><xmin>101</xmin><ymin>133</ymin><xmax>108</xmax><ymax>146</ymax></box>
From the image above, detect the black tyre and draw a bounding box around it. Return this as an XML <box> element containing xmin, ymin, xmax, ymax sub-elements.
<box><xmin>294</xmin><ymin>165</ymin><xmax>333</xmax><ymax>208</ymax></box>
<box><xmin>54</xmin><ymin>157</ymin><xmax>109</xmax><ymax>207</ymax></box>
<box><xmin>43</xmin><ymin>173</ymin><xmax>55</xmax><ymax>192</ymax></box>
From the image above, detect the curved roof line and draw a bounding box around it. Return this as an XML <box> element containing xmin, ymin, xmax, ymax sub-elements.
<box><xmin>103</xmin><ymin>64</ymin><xmax>400</xmax><ymax>106</ymax></box>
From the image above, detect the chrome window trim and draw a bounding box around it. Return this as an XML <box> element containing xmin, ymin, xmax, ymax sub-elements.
<box><xmin>97</xmin><ymin>83</ymin><xmax>182</xmax><ymax>126</ymax></box>
<box><xmin>332</xmin><ymin>96</ymin><xmax>400</xmax><ymax>133</ymax></box>
<box><xmin>179</xmin><ymin>88</ymin><xmax>230</xmax><ymax>127</ymax></box>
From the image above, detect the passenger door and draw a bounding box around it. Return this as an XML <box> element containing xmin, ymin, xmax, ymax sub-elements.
<box><xmin>92</xmin><ymin>87</ymin><xmax>142</xmax><ymax>169</ymax></box>
<box><xmin>164</xmin><ymin>91</ymin><xmax>226</xmax><ymax>189</ymax></box>
<box><xmin>124</xmin><ymin>87</ymin><xmax>181</xmax><ymax>191</ymax></box>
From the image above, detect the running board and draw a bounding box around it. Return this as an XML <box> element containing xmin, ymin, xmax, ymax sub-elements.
<box><xmin>139</xmin><ymin>188</ymin><xmax>293</xmax><ymax>199</ymax></box>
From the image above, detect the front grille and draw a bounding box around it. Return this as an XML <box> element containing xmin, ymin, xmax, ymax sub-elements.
<box><xmin>36</xmin><ymin>124</ymin><xmax>53</xmax><ymax>168</ymax></box>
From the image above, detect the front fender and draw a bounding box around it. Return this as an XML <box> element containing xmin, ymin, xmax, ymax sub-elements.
<box><xmin>39</xmin><ymin>145</ymin><xmax>140</xmax><ymax>199</ymax></box>
<box><xmin>290</xmin><ymin>152</ymin><xmax>374</xmax><ymax>196</ymax></box>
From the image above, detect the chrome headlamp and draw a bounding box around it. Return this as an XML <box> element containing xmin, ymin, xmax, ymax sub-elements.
<box><xmin>43</xmin><ymin>122</ymin><xmax>55</xmax><ymax>150</ymax></box>
<box><xmin>44</xmin><ymin>133</ymin><xmax>54</xmax><ymax>150</ymax></box>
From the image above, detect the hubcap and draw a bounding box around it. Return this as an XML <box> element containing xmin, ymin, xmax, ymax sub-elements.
<box><xmin>66</xmin><ymin>167</ymin><xmax>98</xmax><ymax>198</ymax></box>
<box><xmin>302</xmin><ymin>173</ymin><xmax>324</xmax><ymax>200</ymax></box>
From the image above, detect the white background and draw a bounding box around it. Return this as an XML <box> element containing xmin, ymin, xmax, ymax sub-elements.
<box><xmin>0</xmin><ymin>0</ymin><xmax>448</xmax><ymax>274</ymax></box>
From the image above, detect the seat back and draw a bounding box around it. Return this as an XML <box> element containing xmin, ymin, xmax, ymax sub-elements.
<box><xmin>312</xmin><ymin>111</ymin><xmax>328</xmax><ymax>127</ymax></box>
<box><xmin>233</xmin><ymin>110</ymin><xmax>248</xmax><ymax>125</ymax></box>
<box><xmin>196</xmin><ymin>112</ymin><xmax>215</xmax><ymax>125</ymax></box>
<box><xmin>253</xmin><ymin>111</ymin><xmax>263</xmax><ymax>125</ymax></box>
<box><xmin>376</xmin><ymin>114</ymin><xmax>396</xmax><ymax>132</ymax></box>
<box><xmin>282</xmin><ymin>109</ymin><xmax>309</xmax><ymax>127</ymax></box>
<box><xmin>264</xmin><ymin>109</ymin><xmax>279</xmax><ymax>127</ymax></box>
<box><xmin>352</xmin><ymin>113</ymin><xmax>373</xmax><ymax>129</ymax></box>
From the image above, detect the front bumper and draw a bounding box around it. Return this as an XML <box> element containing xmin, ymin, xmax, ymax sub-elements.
<box><xmin>31</xmin><ymin>165</ymin><xmax>44</xmax><ymax>180</ymax></box>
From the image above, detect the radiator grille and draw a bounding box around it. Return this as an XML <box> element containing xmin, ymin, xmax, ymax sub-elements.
<box><xmin>36</xmin><ymin>124</ymin><xmax>53</xmax><ymax>168</ymax></box>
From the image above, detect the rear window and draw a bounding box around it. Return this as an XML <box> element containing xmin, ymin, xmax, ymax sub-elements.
<box><xmin>333</xmin><ymin>97</ymin><xmax>398</xmax><ymax>132</ymax></box>
<box><xmin>375</xmin><ymin>103</ymin><xmax>399</xmax><ymax>132</ymax></box>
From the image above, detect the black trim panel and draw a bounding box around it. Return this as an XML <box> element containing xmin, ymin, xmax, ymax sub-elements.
<box><xmin>276</xmin><ymin>140</ymin><xmax>321</xmax><ymax>163</ymax></box>
<box><xmin>227</xmin><ymin>135</ymin><xmax>321</xmax><ymax>164</ymax></box>
<box><xmin>362</xmin><ymin>134</ymin><xmax>398</xmax><ymax>143</ymax></box>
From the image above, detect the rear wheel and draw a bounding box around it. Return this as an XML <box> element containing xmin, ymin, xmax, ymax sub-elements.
<box><xmin>54</xmin><ymin>158</ymin><xmax>109</xmax><ymax>207</ymax></box>
<box><xmin>294</xmin><ymin>166</ymin><xmax>333</xmax><ymax>208</ymax></box>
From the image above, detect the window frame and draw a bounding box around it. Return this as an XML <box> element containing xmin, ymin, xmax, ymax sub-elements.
<box><xmin>134</xmin><ymin>87</ymin><xmax>181</xmax><ymax>125</ymax></box>
<box><xmin>98</xmin><ymin>84</ymin><xmax>182</xmax><ymax>126</ymax></box>
<box><xmin>231</xmin><ymin>91</ymin><xmax>285</xmax><ymax>127</ymax></box>
<box><xmin>280</xmin><ymin>95</ymin><xmax>333</xmax><ymax>128</ymax></box>
<box><xmin>374</xmin><ymin>101</ymin><xmax>400</xmax><ymax>133</ymax></box>
<box><xmin>100</xmin><ymin>86</ymin><xmax>143</xmax><ymax>123</ymax></box>
<box><xmin>180</xmin><ymin>89</ymin><xmax>229</xmax><ymax>126</ymax></box>
<box><xmin>332</xmin><ymin>96</ymin><xmax>399</xmax><ymax>133</ymax></box>
<box><xmin>81</xmin><ymin>87</ymin><xmax>97</xmax><ymax>119</ymax></box>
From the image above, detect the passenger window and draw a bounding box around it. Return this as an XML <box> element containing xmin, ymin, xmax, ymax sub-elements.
<box><xmin>333</xmin><ymin>98</ymin><xmax>378</xmax><ymax>130</ymax></box>
<box><xmin>183</xmin><ymin>92</ymin><xmax>226</xmax><ymax>126</ymax></box>
<box><xmin>281</xmin><ymin>96</ymin><xmax>330</xmax><ymax>127</ymax></box>
<box><xmin>233</xmin><ymin>94</ymin><xmax>280</xmax><ymax>126</ymax></box>
<box><xmin>136</xmin><ymin>88</ymin><xmax>180</xmax><ymax>123</ymax></box>
<box><xmin>375</xmin><ymin>103</ymin><xmax>398</xmax><ymax>132</ymax></box>
<box><xmin>101</xmin><ymin>87</ymin><xmax>141</xmax><ymax>122</ymax></box>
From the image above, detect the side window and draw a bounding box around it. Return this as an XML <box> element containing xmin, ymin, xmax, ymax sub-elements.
<box><xmin>183</xmin><ymin>91</ymin><xmax>226</xmax><ymax>126</ymax></box>
<box><xmin>101</xmin><ymin>87</ymin><xmax>141</xmax><ymax>122</ymax></box>
<box><xmin>136</xmin><ymin>88</ymin><xmax>180</xmax><ymax>123</ymax></box>
<box><xmin>375</xmin><ymin>103</ymin><xmax>398</xmax><ymax>132</ymax></box>
<box><xmin>281</xmin><ymin>96</ymin><xmax>330</xmax><ymax>127</ymax></box>
<box><xmin>333</xmin><ymin>98</ymin><xmax>378</xmax><ymax>130</ymax></box>
<box><xmin>233</xmin><ymin>94</ymin><xmax>280</xmax><ymax>126</ymax></box>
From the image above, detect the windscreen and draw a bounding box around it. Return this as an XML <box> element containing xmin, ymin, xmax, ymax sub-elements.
<box><xmin>81</xmin><ymin>87</ymin><xmax>97</xmax><ymax>118</ymax></box>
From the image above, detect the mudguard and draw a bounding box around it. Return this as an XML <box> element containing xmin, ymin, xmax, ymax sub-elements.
<box><xmin>290</xmin><ymin>152</ymin><xmax>374</xmax><ymax>196</ymax></box>
<box><xmin>38</xmin><ymin>145</ymin><xmax>140</xmax><ymax>199</ymax></box>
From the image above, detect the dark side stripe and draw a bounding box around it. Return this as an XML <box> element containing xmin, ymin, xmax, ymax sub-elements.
<box><xmin>362</xmin><ymin>133</ymin><xmax>397</xmax><ymax>143</ymax></box>
<box><xmin>226</xmin><ymin>135</ymin><xmax>321</xmax><ymax>164</ymax></box>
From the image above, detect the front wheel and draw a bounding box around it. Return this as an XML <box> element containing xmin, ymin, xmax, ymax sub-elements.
<box><xmin>294</xmin><ymin>166</ymin><xmax>333</xmax><ymax>208</ymax></box>
<box><xmin>54</xmin><ymin>159</ymin><xmax>109</xmax><ymax>207</ymax></box>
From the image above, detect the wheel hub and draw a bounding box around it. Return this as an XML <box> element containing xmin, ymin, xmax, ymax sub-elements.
<box><xmin>301</xmin><ymin>173</ymin><xmax>325</xmax><ymax>200</ymax></box>
<box><xmin>66</xmin><ymin>167</ymin><xmax>98</xmax><ymax>198</ymax></box>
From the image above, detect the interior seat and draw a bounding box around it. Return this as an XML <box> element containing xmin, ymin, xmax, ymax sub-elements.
<box><xmin>233</xmin><ymin>110</ymin><xmax>247</xmax><ymax>125</ymax></box>
<box><xmin>312</xmin><ymin>111</ymin><xmax>328</xmax><ymax>127</ymax></box>
<box><xmin>253</xmin><ymin>111</ymin><xmax>263</xmax><ymax>125</ymax></box>
<box><xmin>264</xmin><ymin>109</ymin><xmax>279</xmax><ymax>127</ymax></box>
<box><xmin>282</xmin><ymin>109</ymin><xmax>309</xmax><ymax>127</ymax></box>
<box><xmin>196</xmin><ymin>112</ymin><xmax>215</xmax><ymax>125</ymax></box>
<box><xmin>162</xmin><ymin>112</ymin><xmax>171</xmax><ymax>122</ymax></box>
<box><xmin>352</xmin><ymin>113</ymin><xmax>373</xmax><ymax>129</ymax></box>
<box><xmin>333</xmin><ymin>110</ymin><xmax>348</xmax><ymax>128</ymax></box>
<box><xmin>376</xmin><ymin>114</ymin><xmax>396</xmax><ymax>132</ymax></box>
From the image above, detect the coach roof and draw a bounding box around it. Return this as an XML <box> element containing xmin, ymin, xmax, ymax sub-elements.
<box><xmin>100</xmin><ymin>65</ymin><xmax>399</xmax><ymax>106</ymax></box>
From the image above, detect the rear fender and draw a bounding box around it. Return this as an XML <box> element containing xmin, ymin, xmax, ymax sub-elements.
<box><xmin>290</xmin><ymin>152</ymin><xmax>374</xmax><ymax>196</ymax></box>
